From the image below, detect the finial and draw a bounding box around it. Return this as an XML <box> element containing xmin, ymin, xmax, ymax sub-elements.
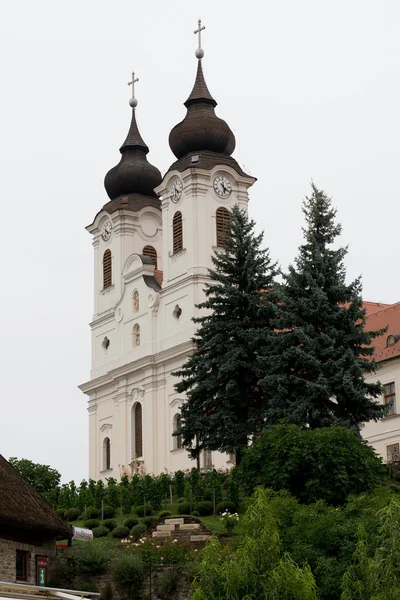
<box><xmin>128</xmin><ymin>71</ymin><xmax>139</xmax><ymax>108</ymax></box>
<box><xmin>194</xmin><ymin>18</ymin><xmax>205</xmax><ymax>59</ymax></box>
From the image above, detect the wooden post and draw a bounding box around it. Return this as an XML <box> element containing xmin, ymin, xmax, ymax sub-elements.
<box><xmin>101</xmin><ymin>500</ymin><xmax>104</xmax><ymax>521</ymax></box>
<box><xmin>169</xmin><ymin>484</ymin><xmax>173</xmax><ymax>506</ymax></box>
<box><xmin>189</xmin><ymin>490</ymin><xmax>192</xmax><ymax>515</ymax></box>
<box><xmin>213</xmin><ymin>489</ymin><xmax>216</xmax><ymax>517</ymax></box>
<box><xmin>120</xmin><ymin>497</ymin><xmax>123</xmax><ymax>524</ymax></box>
<box><xmin>144</xmin><ymin>495</ymin><xmax>147</xmax><ymax>518</ymax></box>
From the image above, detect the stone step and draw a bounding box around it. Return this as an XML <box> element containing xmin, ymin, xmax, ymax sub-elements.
<box><xmin>157</xmin><ymin>524</ymin><xmax>176</xmax><ymax>532</ymax></box>
<box><xmin>165</xmin><ymin>518</ymin><xmax>184</xmax><ymax>525</ymax></box>
<box><xmin>152</xmin><ymin>530</ymin><xmax>172</xmax><ymax>538</ymax></box>
<box><xmin>190</xmin><ymin>534</ymin><xmax>211</xmax><ymax>542</ymax></box>
<box><xmin>179</xmin><ymin>523</ymin><xmax>200</xmax><ymax>531</ymax></box>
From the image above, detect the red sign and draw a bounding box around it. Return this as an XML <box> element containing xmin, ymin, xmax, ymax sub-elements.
<box><xmin>36</xmin><ymin>556</ymin><xmax>48</xmax><ymax>586</ymax></box>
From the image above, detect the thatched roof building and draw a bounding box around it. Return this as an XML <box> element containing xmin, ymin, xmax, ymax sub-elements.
<box><xmin>0</xmin><ymin>454</ymin><xmax>71</xmax><ymax>539</ymax></box>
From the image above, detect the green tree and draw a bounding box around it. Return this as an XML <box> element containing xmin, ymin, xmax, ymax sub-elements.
<box><xmin>174</xmin><ymin>205</ymin><xmax>278</xmax><ymax>463</ymax></box>
<box><xmin>262</xmin><ymin>183</ymin><xmax>385</xmax><ymax>430</ymax></box>
<box><xmin>192</xmin><ymin>487</ymin><xmax>318</xmax><ymax>600</ymax></box>
<box><xmin>239</xmin><ymin>424</ymin><xmax>386</xmax><ymax>505</ymax></box>
<box><xmin>9</xmin><ymin>457</ymin><xmax>61</xmax><ymax>503</ymax></box>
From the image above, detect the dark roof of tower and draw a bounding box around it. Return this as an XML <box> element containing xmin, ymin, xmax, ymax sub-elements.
<box><xmin>166</xmin><ymin>150</ymin><xmax>253</xmax><ymax>179</ymax></box>
<box><xmin>169</xmin><ymin>59</ymin><xmax>236</xmax><ymax>159</ymax></box>
<box><xmin>104</xmin><ymin>107</ymin><xmax>161</xmax><ymax>210</ymax></box>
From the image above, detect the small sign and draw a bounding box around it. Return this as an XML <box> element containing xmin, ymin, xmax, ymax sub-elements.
<box><xmin>72</xmin><ymin>527</ymin><xmax>93</xmax><ymax>542</ymax></box>
<box><xmin>36</xmin><ymin>556</ymin><xmax>48</xmax><ymax>587</ymax></box>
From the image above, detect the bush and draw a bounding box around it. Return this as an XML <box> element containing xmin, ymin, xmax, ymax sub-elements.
<box><xmin>141</xmin><ymin>516</ymin><xmax>158</xmax><ymax>529</ymax></box>
<box><xmin>130</xmin><ymin>523</ymin><xmax>147</xmax><ymax>541</ymax></box>
<box><xmin>216</xmin><ymin>500</ymin><xmax>237</xmax><ymax>515</ymax></box>
<box><xmin>178</xmin><ymin>502</ymin><xmax>191</xmax><ymax>515</ymax></box>
<box><xmin>92</xmin><ymin>526</ymin><xmax>109</xmax><ymax>539</ymax></box>
<box><xmin>155</xmin><ymin>566</ymin><xmax>180</xmax><ymax>599</ymax></box>
<box><xmin>65</xmin><ymin>507</ymin><xmax>80</xmax><ymax>522</ymax></box>
<box><xmin>123</xmin><ymin>516</ymin><xmax>139</xmax><ymax>529</ymax></box>
<box><xmin>192</xmin><ymin>511</ymin><xmax>200</xmax><ymax>517</ymax></box>
<box><xmin>239</xmin><ymin>424</ymin><xmax>387</xmax><ymax>505</ymax></box>
<box><xmin>111</xmin><ymin>526</ymin><xmax>130</xmax><ymax>539</ymax></box>
<box><xmin>84</xmin><ymin>518</ymin><xmax>100</xmax><ymax>529</ymax></box>
<box><xmin>74</xmin><ymin>541</ymin><xmax>110</xmax><ymax>575</ymax></box>
<box><xmin>72</xmin><ymin>580</ymin><xmax>98</xmax><ymax>593</ymax></box>
<box><xmin>158</xmin><ymin>510</ymin><xmax>172</xmax><ymax>519</ymax></box>
<box><xmin>103</xmin><ymin>519</ymin><xmax>117</xmax><ymax>532</ymax></box>
<box><xmin>55</xmin><ymin>508</ymin><xmax>67</xmax><ymax>520</ymax></box>
<box><xmin>113</xmin><ymin>553</ymin><xmax>144</xmax><ymax>598</ymax></box>
<box><xmin>86</xmin><ymin>506</ymin><xmax>100</xmax><ymax>519</ymax></box>
<box><xmin>135</xmin><ymin>504</ymin><xmax>153</xmax><ymax>517</ymax></box>
<box><xmin>194</xmin><ymin>501</ymin><xmax>214</xmax><ymax>516</ymax></box>
<box><xmin>178</xmin><ymin>497</ymin><xmax>186</xmax><ymax>504</ymax></box>
<box><xmin>102</xmin><ymin>505</ymin><xmax>116</xmax><ymax>519</ymax></box>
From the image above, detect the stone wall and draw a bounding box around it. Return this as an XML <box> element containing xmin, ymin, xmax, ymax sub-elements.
<box><xmin>0</xmin><ymin>537</ymin><xmax>56</xmax><ymax>585</ymax></box>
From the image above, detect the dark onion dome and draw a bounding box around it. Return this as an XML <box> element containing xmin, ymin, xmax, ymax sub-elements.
<box><xmin>104</xmin><ymin>108</ymin><xmax>162</xmax><ymax>202</ymax></box>
<box><xmin>169</xmin><ymin>60</ymin><xmax>236</xmax><ymax>159</ymax></box>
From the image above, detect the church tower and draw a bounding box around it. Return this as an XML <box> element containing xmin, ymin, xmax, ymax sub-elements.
<box><xmin>80</xmin><ymin>24</ymin><xmax>256</xmax><ymax>481</ymax></box>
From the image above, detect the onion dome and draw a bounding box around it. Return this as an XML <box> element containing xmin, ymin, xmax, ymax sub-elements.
<box><xmin>169</xmin><ymin>59</ymin><xmax>236</xmax><ymax>159</ymax></box>
<box><xmin>104</xmin><ymin>104</ymin><xmax>161</xmax><ymax>202</ymax></box>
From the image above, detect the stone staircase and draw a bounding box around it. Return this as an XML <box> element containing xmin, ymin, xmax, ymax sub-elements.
<box><xmin>152</xmin><ymin>517</ymin><xmax>212</xmax><ymax>547</ymax></box>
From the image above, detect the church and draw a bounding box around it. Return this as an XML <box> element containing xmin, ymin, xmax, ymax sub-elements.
<box><xmin>79</xmin><ymin>24</ymin><xmax>256</xmax><ymax>481</ymax></box>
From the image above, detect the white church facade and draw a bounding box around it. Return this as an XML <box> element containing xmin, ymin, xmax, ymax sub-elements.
<box><xmin>79</xmin><ymin>38</ymin><xmax>256</xmax><ymax>481</ymax></box>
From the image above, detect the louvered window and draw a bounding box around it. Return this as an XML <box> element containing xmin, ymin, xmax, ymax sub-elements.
<box><xmin>216</xmin><ymin>207</ymin><xmax>231</xmax><ymax>247</ymax></box>
<box><xmin>143</xmin><ymin>245</ymin><xmax>158</xmax><ymax>269</ymax></box>
<box><xmin>135</xmin><ymin>403</ymin><xmax>143</xmax><ymax>457</ymax></box>
<box><xmin>173</xmin><ymin>212</ymin><xmax>183</xmax><ymax>253</ymax></box>
<box><xmin>103</xmin><ymin>437</ymin><xmax>111</xmax><ymax>470</ymax></box>
<box><xmin>103</xmin><ymin>250</ymin><xmax>112</xmax><ymax>288</ymax></box>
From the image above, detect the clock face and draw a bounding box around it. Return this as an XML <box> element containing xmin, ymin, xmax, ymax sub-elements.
<box><xmin>171</xmin><ymin>178</ymin><xmax>183</xmax><ymax>203</ymax></box>
<box><xmin>101</xmin><ymin>220</ymin><xmax>112</xmax><ymax>241</ymax></box>
<box><xmin>213</xmin><ymin>175</ymin><xmax>232</xmax><ymax>198</ymax></box>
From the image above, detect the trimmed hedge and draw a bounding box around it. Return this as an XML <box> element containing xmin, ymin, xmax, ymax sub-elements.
<box><xmin>158</xmin><ymin>511</ymin><xmax>172</xmax><ymax>519</ymax></box>
<box><xmin>84</xmin><ymin>519</ymin><xmax>100</xmax><ymax>529</ymax></box>
<box><xmin>65</xmin><ymin>507</ymin><xmax>80</xmax><ymax>522</ymax></box>
<box><xmin>194</xmin><ymin>501</ymin><xmax>213</xmax><ymax>516</ymax></box>
<box><xmin>103</xmin><ymin>519</ymin><xmax>117</xmax><ymax>532</ymax></box>
<box><xmin>141</xmin><ymin>516</ymin><xmax>158</xmax><ymax>529</ymax></box>
<box><xmin>86</xmin><ymin>507</ymin><xmax>100</xmax><ymax>519</ymax></box>
<box><xmin>130</xmin><ymin>523</ymin><xmax>147</xmax><ymax>541</ymax></box>
<box><xmin>93</xmin><ymin>526</ymin><xmax>109</xmax><ymax>538</ymax></box>
<box><xmin>216</xmin><ymin>500</ymin><xmax>237</xmax><ymax>514</ymax></box>
<box><xmin>123</xmin><ymin>516</ymin><xmax>139</xmax><ymax>529</ymax></box>
<box><xmin>135</xmin><ymin>504</ymin><xmax>153</xmax><ymax>517</ymax></box>
<box><xmin>178</xmin><ymin>502</ymin><xmax>191</xmax><ymax>515</ymax></box>
<box><xmin>102</xmin><ymin>505</ymin><xmax>116</xmax><ymax>519</ymax></box>
<box><xmin>111</xmin><ymin>526</ymin><xmax>130</xmax><ymax>539</ymax></box>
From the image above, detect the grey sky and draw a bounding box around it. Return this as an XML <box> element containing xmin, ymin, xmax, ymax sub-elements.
<box><xmin>0</xmin><ymin>0</ymin><xmax>398</xmax><ymax>482</ymax></box>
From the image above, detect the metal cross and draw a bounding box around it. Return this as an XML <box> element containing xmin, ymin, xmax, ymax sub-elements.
<box><xmin>194</xmin><ymin>18</ymin><xmax>205</xmax><ymax>50</ymax></box>
<box><xmin>127</xmin><ymin>71</ymin><xmax>139</xmax><ymax>97</ymax></box>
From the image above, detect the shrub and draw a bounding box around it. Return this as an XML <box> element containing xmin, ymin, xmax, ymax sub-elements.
<box><xmin>72</xmin><ymin>581</ymin><xmax>98</xmax><ymax>593</ymax></box>
<box><xmin>123</xmin><ymin>516</ymin><xmax>139</xmax><ymax>529</ymax></box>
<box><xmin>239</xmin><ymin>424</ymin><xmax>387</xmax><ymax>505</ymax></box>
<box><xmin>103</xmin><ymin>519</ymin><xmax>117</xmax><ymax>532</ymax></box>
<box><xmin>216</xmin><ymin>500</ymin><xmax>237</xmax><ymax>514</ymax></box>
<box><xmin>93</xmin><ymin>526</ymin><xmax>109</xmax><ymax>539</ymax></box>
<box><xmin>65</xmin><ymin>507</ymin><xmax>80</xmax><ymax>522</ymax></box>
<box><xmin>48</xmin><ymin>556</ymin><xmax>76</xmax><ymax>588</ymax></box>
<box><xmin>55</xmin><ymin>508</ymin><xmax>67</xmax><ymax>520</ymax></box>
<box><xmin>74</xmin><ymin>541</ymin><xmax>110</xmax><ymax>575</ymax></box>
<box><xmin>84</xmin><ymin>519</ymin><xmax>100</xmax><ymax>529</ymax></box>
<box><xmin>113</xmin><ymin>553</ymin><xmax>144</xmax><ymax>598</ymax></box>
<box><xmin>192</xmin><ymin>511</ymin><xmax>200</xmax><ymax>517</ymax></box>
<box><xmin>135</xmin><ymin>504</ymin><xmax>153</xmax><ymax>517</ymax></box>
<box><xmin>158</xmin><ymin>510</ymin><xmax>172</xmax><ymax>519</ymax></box>
<box><xmin>111</xmin><ymin>526</ymin><xmax>130</xmax><ymax>539</ymax></box>
<box><xmin>178</xmin><ymin>502</ymin><xmax>191</xmax><ymax>515</ymax></box>
<box><xmin>141</xmin><ymin>516</ymin><xmax>158</xmax><ymax>529</ymax></box>
<box><xmin>178</xmin><ymin>497</ymin><xmax>186</xmax><ymax>504</ymax></box>
<box><xmin>86</xmin><ymin>506</ymin><xmax>100</xmax><ymax>519</ymax></box>
<box><xmin>130</xmin><ymin>523</ymin><xmax>147</xmax><ymax>541</ymax></box>
<box><xmin>155</xmin><ymin>566</ymin><xmax>180</xmax><ymax>599</ymax></box>
<box><xmin>102</xmin><ymin>505</ymin><xmax>116</xmax><ymax>519</ymax></box>
<box><xmin>194</xmin><ymin>501</ymin><xmax>214</xmax><ymax>516</ymax></box>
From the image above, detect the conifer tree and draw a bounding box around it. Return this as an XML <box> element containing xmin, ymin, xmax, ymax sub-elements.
<box><xmin>262</xmin><ymin>183</ymin><xmax>385</xmax><ymax>430</ymax></box>
<box><xmin>174</xmin><ymin>205</ymin><xmax>278</xmax><ymax>463</ymax></box>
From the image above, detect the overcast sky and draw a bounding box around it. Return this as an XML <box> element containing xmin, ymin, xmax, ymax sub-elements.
<box><xmin>0</xmin><ymin>0</ymin><xmax>398</xmax><ymax>483</ymax></box>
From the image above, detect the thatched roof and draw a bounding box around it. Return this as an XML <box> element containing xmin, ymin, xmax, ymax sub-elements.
<box><xmin>0</xmin><ymin>455</ymin><xmax>71</xmax><ymax>538</ymax></box>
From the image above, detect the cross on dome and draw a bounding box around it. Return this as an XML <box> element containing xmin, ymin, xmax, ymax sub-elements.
<box><xmin>194</xmin><ymin>18</ymin><xmax>205</xmax><ymax>59</ymax></box>
<box><xmin>128</xmin><ymin>71</ymin><xmax>139</xmax><ymax>108</ymax></box>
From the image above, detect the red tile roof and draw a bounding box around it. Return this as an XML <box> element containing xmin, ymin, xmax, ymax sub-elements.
<box><xmin>365</xmin><ymin>301</ymin><xmax>400</xmax><ymax>362</ymax></box>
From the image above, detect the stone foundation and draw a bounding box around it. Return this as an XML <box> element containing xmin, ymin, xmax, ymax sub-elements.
<box><xmin>0</xmin><ymin>537</ymin><xmax>56</xmax><ymax>584</ymax></box>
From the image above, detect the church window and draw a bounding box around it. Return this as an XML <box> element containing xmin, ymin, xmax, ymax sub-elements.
<box><xmin>387</xmin><ymin>443</ymin><xmax>399</xmax><ymax>463</ymax></box>
<box><xmin>133</xmin><ymin>290</ymin><xmax>139</xmax><ymax>313</ymax></box>
<box><xmin>103</xmin><ymin>250</ymin><xmax>112</xmax><ymax>288</ymax></box>
<box><xmin>143</xmin><ymin>245</ymin><xmax>158</xmax><ymax>270</ymax></box>
<box><xmin>133</xmin><ymin>324</ymin><xmax>140</xmax><ymax>347</ymax></box>
<box><xmin>216</xmin><ymin>207</ymin><xmax>231</xmax><ymax>247</ymax></box>
<box><xmin>132</xmin><ymin>403</ymin><xmax>143</xmax><ymax>458</ymax></box>
<box><xmin>173</xmin><ymin>211</ymin><xmax>183</xmax><ymax>253</ymax></box>
<box><xmin>103</xmin><ymin>437</ymin><xmax>111</xmax><ymax>470</ymax></box>
<box><xmin>173</xmin><ymin>413</ymin><xmax>182</xmax><ymax>450</ymax></box>
<box><xmin>384</xmin><ymin>382</ymin><xmax>397</xmax><ymax>416</ymax></box>
<box><xmin>203</xmin><ymin>448</ymin><xmax>212</xmax><ymax>468</ymax></box>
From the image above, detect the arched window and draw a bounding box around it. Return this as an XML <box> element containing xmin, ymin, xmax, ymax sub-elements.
<box><xmin>173</xmin><ymin>413</ymin><xmax>182</xmax><ymax>450</ymax></box>
<box><xmin>142</xmin><ymin>245</ymin><xmax>158</xmax><ymax>270</ymax></box>
<box><xmin>172</xmin><ymin>211</ymin><xmax>183</xmax><ymax>253</ymax></box>
<box><xmin>133</xmin><ymin>324</ymin><xmax>140</xmax><ymax>347</ymax></box>
<box><xmin>131</xmin><ymin>403</ymin><xmax>143</xmax><ymax>458</ymax></box>
<box><xmin>103</xmin><ymin>250</ymin><xmax>112</xmax><ymax>288</ymax></box>
<box><xmin>133</xmin><ymin>290</ymin><xmax>139</xmax><ymax>313</ymax></box>
<box><xmin>216</xmin><ymin>207</ymin><xmax>231</xmax><ymax>247</ymax></box>
<box><xmin>103</xmin><ymin>437</ymin><xmax>111</xmax><ymax>470</ymax></box>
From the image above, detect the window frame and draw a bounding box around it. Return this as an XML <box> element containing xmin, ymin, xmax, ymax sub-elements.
<box><xmin>133</xmin><ymin>403</ymin><xmax>143</xmax><ymax>458</ymax></box>
<box><xmin>103</xmin><ymin>249</ymin><xmax>112</xmax><ymax>289</ymax></box>
<box><xmin>142</xmin><ymin>245</ymin><xmax>158</xmax><ymax>270</ymax></box>
<box><xmin>173</xmin><ymin>413</ymin><xmax>182</xmax><ymax>450</ymax></box>
<box><xmin>103</xmin><ymin>437</ymin><xmax>111</xmax><ymax>471</ymax></box>
<box><xmin>384</xmin><ymin>382</ymin><xmax>397</xmax><ymax>416</ymax></box>
<box><xmin>216</xmin><ymin>207</ymin><xmax>231</xmax><ymax>248</ymax></box>
<box><xmin>16</xmin><ymin>550</ymin><xmax>28</xmax><ymax>581</ymax></box>
<box><xmin>172</xmin><ymin>211</ymin><xmax>183</xmax><ymax>254</ymax></box>
<box><xmin>387</xmin><ymin>442</ymin><xmax>400</xmax><ymax>463</ymax></box>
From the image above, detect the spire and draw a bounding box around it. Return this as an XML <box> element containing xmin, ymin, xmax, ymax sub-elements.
<box><xmin>169</xmin><ymin>20</ymin><xmax>235</xmax><ymax>160</ymax></box>
<box><xmin>104</xmin><ymin>72</ymin><xmax>161</xmax><ymax>202</ymax></box>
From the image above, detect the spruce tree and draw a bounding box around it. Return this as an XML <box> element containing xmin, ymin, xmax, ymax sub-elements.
<box><xmin>174</xmin><ymin>205</ymin><xmax>278</xmax><ymax>463</ymax></box>
<box><xmin>262</xmin><ymin>183</ymin><xmax>385</xmax><ymax>430</ymax></box>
